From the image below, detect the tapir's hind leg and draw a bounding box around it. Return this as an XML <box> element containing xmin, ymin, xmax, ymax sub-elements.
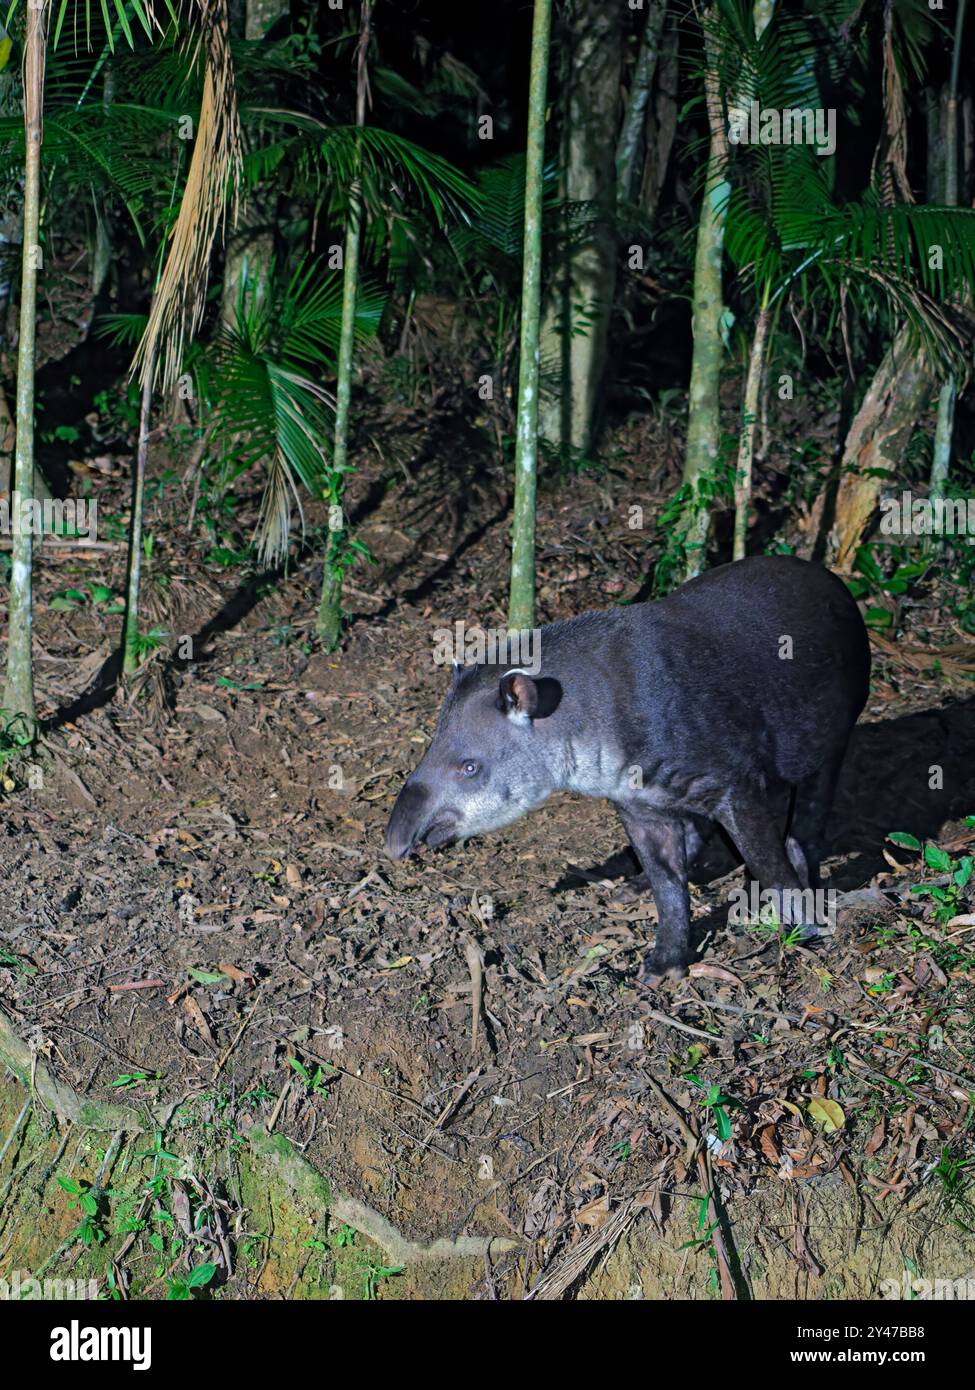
<box><xmin>786</xmin><ymin>744</ymin><xmax>849</xmax><ymax>891</ymax></box>
<box><xmin>717</xmin><ymin>791</ymin><xmax>812</xmax><ymax>930</ymax></box>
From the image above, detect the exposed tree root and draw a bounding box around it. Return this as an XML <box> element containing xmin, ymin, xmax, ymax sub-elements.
<box><xmin>0</xmin><ymin>1005</ymin><xmax>520</xmax><ymax>1269</ymax></box>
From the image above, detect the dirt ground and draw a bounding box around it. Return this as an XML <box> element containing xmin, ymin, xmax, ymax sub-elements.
<box><xmin>1</xmin><ymin>385</ymin><xmax>975</xmax><ymax>1299</ymax></box>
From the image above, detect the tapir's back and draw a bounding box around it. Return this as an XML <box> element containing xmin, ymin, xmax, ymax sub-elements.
<box><xmin>620</xmin><ymin>555</ymin><xmax>869</xmax><ymax>787</ymax></box>
<box><xmin>545</xmin><ymin>553</ymin><xmax>873</xmax><ymax>795</ymax></box>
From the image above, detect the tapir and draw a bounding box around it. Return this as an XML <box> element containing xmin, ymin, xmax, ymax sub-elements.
<box><xmin>385</xmin><ymin>555</ymin><xmax>870</xmax><ymax>985</ymax></box>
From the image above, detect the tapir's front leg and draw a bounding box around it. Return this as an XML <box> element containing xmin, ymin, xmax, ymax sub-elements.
<box><xmin>616</xmin><ymin>807</ymin><xmax>690</xmax><ymax>986</ymax></box>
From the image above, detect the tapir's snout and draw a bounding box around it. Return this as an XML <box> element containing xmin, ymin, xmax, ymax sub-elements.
<box><xmin>385</xmin><ymin>779</ymin><xmax>460</xmax><ymax>860</ymax></box>
<box><xmin>385</xmin><ymin>779</ymin><xmax>429</xmax><ymax>859</ymax></box>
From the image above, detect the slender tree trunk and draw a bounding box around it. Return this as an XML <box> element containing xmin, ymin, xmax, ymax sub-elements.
<box><xmin>732</xmin><ymin>297</ymin><xmax>770</xmax><ymax>560</ymax></box>
<box><xmin>929</xmin><ymin>0</ymin><xmax>966</xmax><ymax>522</ymax></box>
<box><xmin>639</xmin><ymin>16</ymin><xmax>679</xmax><ymax>223</ymax></box>
<box><xmin>828</xmin><ymin>323</ymin><xmax>933</xmax><ymax>572</ymax></box>
<box><xmin>924</xmin><ymin>86</ymin><xmax>946</xmax><ymax>204</ymax></box>
<box><xmin>219</xmin><ymin>0</ymin><xmax>287</xmax><ymax>329</ymax></box>
<box><xmin>536</xmin><ymin>0</ymin><xmax>620</xmax><ymax>457</ymax></box>
<box><xmin>507</xmin><ymin>0</ymin><xmax>552</xmax><ymax>632</ymax></box>
<box><xmin>316</xmin><ymin>0</ymin><xmax>371</xmax><ymax>649</ymax></box>
<box><xmin>680</xmin><ymin>0</ymin><xmax>775</xmax><ymax>579</ymax></box>
<box><xmin>316</xmin><ymin>185</ymin><xmax>361</xmax><ymax>649</ymax></box>
<box><xmin>91</xmin><ymin>60</ymin><xmax>116</xmax><ymax>298</ymax></box>
<box><xmin>680</xmin><ymin>9</ymin><xmax>729</xmax><ymax>579</ymax></box>
<box><xmin>4</xmin><ymin>0</ymin><xmax>48</xmax><ymax>725</ymax></box>
<box><xmin>122</xmin><ymin>354</ymin><xmax>155</xmax><ymax>676</ymax></box>
<box><xmin>616</xmin><ymin>0</ymin><xmax>668</xmax><ymax>206</ymax></box>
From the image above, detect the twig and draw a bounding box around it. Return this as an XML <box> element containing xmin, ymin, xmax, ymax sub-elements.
<box><xmin>211</xmin><ymin>987</ymin><xmax>263</xmax><ymax>1081</ymax></box>
<box><xmin>0</xmin><ymin>1098</ymin><xmax>30</xmax><ymax>1168</ymax></box>
<box><xmin>462</xmin><ymin>933</ymin><xmax>484</xmax><ymax>1057</ymax></box>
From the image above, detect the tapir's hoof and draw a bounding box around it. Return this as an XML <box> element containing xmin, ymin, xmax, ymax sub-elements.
<box><xmin>638</xmin><ymin>955</ymin><xmax>689</xmax><ymax>990</ymax></box>
<box><xmin>611</xmin><ymin>872</ymin><xmax>651</xmax><ymax>905</ymax></box>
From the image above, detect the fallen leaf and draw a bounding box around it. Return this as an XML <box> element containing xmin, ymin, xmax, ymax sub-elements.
<box><xmin>865</xmin><ymin>1118</ymin><xmax>886</xmax><ymax>1155</ymax></box>
<box><xmin>808</xmin><ymin>1098</ymin><xmax>845</xmax><ymax>1133</ymax></box>
<box><xmin>182</xmin><ymin>995</ymin><xmax>214</xmax><ymax>1046</ymax></box>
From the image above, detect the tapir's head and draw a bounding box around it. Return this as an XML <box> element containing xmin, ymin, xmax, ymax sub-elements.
<box><xmin>384</xmin><ymin>664</ymin><xmax>564</xmax><ymax>860</ymax></box>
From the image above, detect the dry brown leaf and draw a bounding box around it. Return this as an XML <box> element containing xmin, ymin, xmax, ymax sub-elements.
<box><xmin>866</xmin><ymin>1118</ymin><xmax>886</xmax><ymax>1156</ymax></box>
<box><xmin>182</xmin><ymin>994</ymin><xmax>214</xmax><ymax>1046</ymax></box>
<box><xmin>759</xmin><ymin>1125</ymin><xmax>781</xmax><ymax>1166</ymax></box>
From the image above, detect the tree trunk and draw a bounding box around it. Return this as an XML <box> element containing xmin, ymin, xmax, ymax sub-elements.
<box><xmin>536</xmin><ymin>0</ymin><xmax>621</xmax><ymax>457</ymax></box>
<box><xmin>316</xmin><ymin>0</ymin><xmax>372</xmax><ymax>649</ymax></box>
<box><xmin>680</xmin><ymin>9</ymin><xmax>729</xmax><ymax>579</ymax></box>
<box><xmin>122</xmin><ymin>355</ymin><xmax>155</xmax><ymax>676</ymax></box>
<box><xmin>219</xmin><ymin>0</ymin><xmax>288</xmax><ymax>329</ymax></box>
<box><xmin>616</xmin><ymin>1</ymin><xmax>668</xmax><ymax>206</ymax></box>
<box><xmin>507</xmin><ymin>0</ymin><xmax>552</xmax><ymax>632</ymax></box>
<box><xmin>828</xmin><ymin>324</ymin><xmax>933</xmax><ymax>573</ymax></box>
<box><xmin>639</xmin><ymin>15</ymin><xmax>679</xmax><ymax>224</ymax></box>
<box><xmin>929</xmin><ymin>0</ymin><xmax>966</xmax><ymax>522</ymax></box>
<box><xmin>91</xmin><ymin>60</ymin><xmax>116</xmax><ymax>299</ymax></box>
<box><xmin>732</xmin><ymin>299</ymin><xmax>770</xmax><ymax>560</ymax></box>
<box><xmin>3</xmin><ymin>0</ymin><xmax>47</xmax><ymax>725</ymax></box>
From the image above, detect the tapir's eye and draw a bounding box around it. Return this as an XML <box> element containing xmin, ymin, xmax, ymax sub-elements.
<box><xmin>461</xmin><ymin>760</ymin><xmax>480</xmax><ymax>778</ymax></box>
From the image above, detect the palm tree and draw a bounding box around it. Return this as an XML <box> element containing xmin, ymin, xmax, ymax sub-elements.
<box><xmin>125</xmin><ymin>0</ymin><xmax>242</xmax><ymax>675</ymax></box>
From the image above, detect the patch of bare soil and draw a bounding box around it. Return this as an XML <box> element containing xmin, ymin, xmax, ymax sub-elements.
<box><xmin>2</xmin><ymin>405</ymin><xmax>975</xmax><ymax>1298</ymax></box>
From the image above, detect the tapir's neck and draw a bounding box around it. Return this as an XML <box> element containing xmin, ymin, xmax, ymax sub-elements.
<box><xmin>544</xmin><ymin>714</ymin><xmax>631</xmax><ymax>802</ymax></box>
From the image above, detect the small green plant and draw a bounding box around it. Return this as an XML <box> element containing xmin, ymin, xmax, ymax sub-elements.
<box><xmin>652</xmin><ymin>435</ymin><xmax>736</xmax><ymax>596</ymax></box>
<box><xmin>166</xmin><ymin>1263</ymin><xmax>217</xmax><ymax>1301</ymax></box>
<box><xmin>331</xmin><ymin>1224</ymin><xmax>356</xmax><ymax>1250</ymax></box>
<box><xmin>684</xmin><ymin>1073</ymin><xmax>737</xmax><ymax>1141</ymax></box>
<box><xmin>677</xmin><ymin>1190</ymin><xmax>722</xmax><ymax>1296</ymax></box>
<box><xmin>362</xmin><ymin>1258</ymin><xmax>403</xmax><ymax>1301</ymax></box>
<box><xmin>888</xmin><ymin>830</ymin><xmax>973</xmax><ymax>926</ymax></box>
<box><xmin>0</xmin><ymin>948</ymin><xmax>37</xmax><ymax>976</ymax></box>
<box><xmin>933</xmin><ymin>1145</ymin><xmax>975</xmax><ymax>1233</ymax></box>
<box><xmin>744</xmin><ymin>904</ymin><xmax>804</xmax><ymax>950</ymax></box>
<box><xmin>128</xmin><ymin>625</ymin><xmax>171</xmax><ymax>664</ymax></box>
<box><xmin>57</xmin><ymin>1177</ymin><xmax>107</xmax><ymax>1248</ymax></box>
<box><xmin>845</xmin><ymin>545</ymin><xmax>929</xmax><ymax>629</ymax></box>
<box><xmin>0</xmin><ymin>709</ymin><xmax>37</xmax><ymax>788</ymax></box>
<box><xmin>289</xmin><ymin>1057</ymin><xmax>332</xmax><ymax>1096</ymax></box>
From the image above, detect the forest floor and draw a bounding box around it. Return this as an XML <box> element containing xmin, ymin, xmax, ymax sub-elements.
<box><xmin>2</xmin><ymin>327</ymin><xmax>975</xmax><ymax>1298</ymax></box>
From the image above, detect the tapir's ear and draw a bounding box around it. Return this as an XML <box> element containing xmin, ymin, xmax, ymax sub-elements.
<box><xmin>499</xmin><ymin>672</ymin><xmax>562</xmax><ymax>721</ymax></box>
<box><xmin>499</xmin><ymin>671</ymin><xmax>537</xmax><ymax>719</ymax></box>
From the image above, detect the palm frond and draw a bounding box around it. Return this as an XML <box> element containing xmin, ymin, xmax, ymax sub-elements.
<box><xmin>194</xmin><ymin>258</ymin><xmax>384</xmax><ymax>566</ymax></box>
<box><xmin>132</xmin><ymin>0</ymin><xmax>242</xmax><ymax>394</ymax></box>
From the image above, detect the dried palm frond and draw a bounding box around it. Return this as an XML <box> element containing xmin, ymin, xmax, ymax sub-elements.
<box><xmin>132</xmin><ymin>0</ymin><xmax>241</xmax><ymax>395</ymax></box>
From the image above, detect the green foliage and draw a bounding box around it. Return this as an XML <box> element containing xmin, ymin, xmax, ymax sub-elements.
<box><xmin>57</xmin><ymin>1175</ymin><xmax>107</xmax><ymax>1248</ymax></box>
<box><xmin>887</xmin><ymin>828</ymin><xmax>974</xmax><ymax>927</ymax></box>
<box><xmin>844</xmin><ymin>544</ymin><xmax>929</xmax><ymax>628</ymax></box>
<box><xmin>0</xmin><ymin>708</ymin><xmax>36</xmax><ymax>788</ymax></box>
<box><xmin>192</xmin><ymin>259</ymin><xmax>385</xmax><ymax>566</ymax></box>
